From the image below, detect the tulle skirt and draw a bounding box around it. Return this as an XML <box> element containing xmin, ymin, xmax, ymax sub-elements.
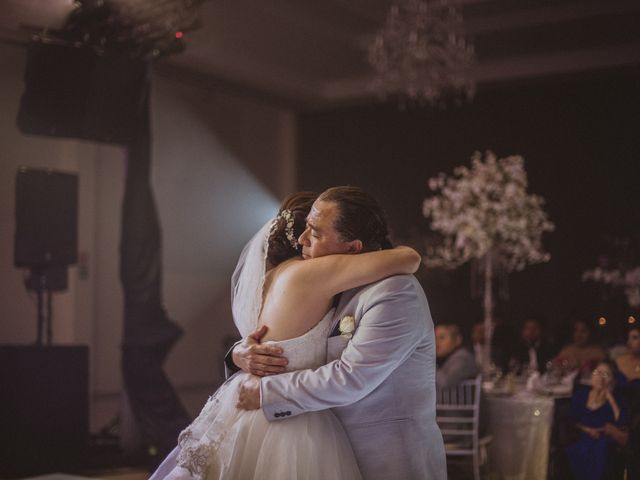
<box><xmin>150</xmin><ymin>374</ymin><xmax>362</xmax><ymax>480</ymax></box>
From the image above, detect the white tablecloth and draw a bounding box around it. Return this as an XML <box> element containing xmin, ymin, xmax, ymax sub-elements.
<box><xmin>484</xmin><ymin>389</ymin><xmax>555</xmax><ymax>480</ymax></box>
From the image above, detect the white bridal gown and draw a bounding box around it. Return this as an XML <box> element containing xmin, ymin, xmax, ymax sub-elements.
<box><xmin>150</xmin><ymin>310</ymin><xmax>362</xmax><ymax>480</ymax></box>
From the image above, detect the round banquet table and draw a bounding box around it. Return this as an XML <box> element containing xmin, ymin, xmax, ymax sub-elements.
<box><xmin>483</xmin><ymin>387</ymin><xmax>558</xmax><ymax>480</ymax></box>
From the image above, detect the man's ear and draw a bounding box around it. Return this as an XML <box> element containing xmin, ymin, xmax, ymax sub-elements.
<box><xmin>347</xmin><ymin>240</ymin><xmax>363</xmax><ymax>254</ymax></box>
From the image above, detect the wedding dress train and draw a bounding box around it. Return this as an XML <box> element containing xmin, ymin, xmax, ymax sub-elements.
<box><xmin>150</xmin><ymin>311</ymin><xmax>362</xmax><ymax>480</ymax></box>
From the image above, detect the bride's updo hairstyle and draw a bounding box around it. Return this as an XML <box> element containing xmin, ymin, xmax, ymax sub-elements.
<box><xmin>318</xmin><ymin>186</ymin><xmax>392</xmax><ymax>252</ymax></box>
<box><xmin>267</xmin><ymin>191</ymin><xmax>317</xmax><ymax>266</ymax></box>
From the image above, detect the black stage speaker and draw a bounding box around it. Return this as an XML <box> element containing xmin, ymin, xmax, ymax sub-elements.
<box><xmin>17</xmin><ymin>41</ymin><xmax>147</xmax><ymax>146</ymax></box>
<box><xmin>0</xmin><ymin>345</ymin><xmax>89</xmax><ymax>476</ymax></box>
<box><xmin>14</xmin><ymin>168</ymin><xmax>78</xmax><ymax>268</ymax></box>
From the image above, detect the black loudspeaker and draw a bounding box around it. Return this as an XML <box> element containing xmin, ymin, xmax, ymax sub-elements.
<box><xmin>0</xmin><ymin>346</ymin><xmax>89</xmax><ymax>476</ymax></box>
<box><xmin>14</xmin><ymin>167</ymin><xmax>78</xmax><ymax>268</ymax></box>
<box><xmin>17</xmin><ymin>41</ymin><xmax>148</xmax><ymax>146</ymax></box>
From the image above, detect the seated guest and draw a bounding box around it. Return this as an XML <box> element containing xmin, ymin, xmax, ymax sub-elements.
<box><xmin>615</xmin><ymin>325</ymin><xmax>640</xmax><ymax>478</ymax></box>
<box><xmin>554</xmin><ymin>319</ymin><xmax>606</xmax><ymax>375</ymax></box>
<box><xmin>511</xmin><ymin>317</ymin><xmax>555</xmax><ymax>374</ymax></box>
<box><xmin>436</xmin><ymin>323</ymin><xmax>478</xmax><ymax>389</ymax></box>
<box><xmin>609</xmin><ymin>339</ymin><xmax>628</xmax><ymax>362</ymax></box>
<box><xmin>566</xmin><ymin>360</ymin><xmax>629</xmax><ymax>480</ymax></box>
<box><xmin>615</xmin><ymin>324</ymin><xmax>640</xmax><ymax>384</ymax></box>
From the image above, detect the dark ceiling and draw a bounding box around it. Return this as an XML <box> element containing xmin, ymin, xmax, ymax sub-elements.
<box><xmin>1</xmin><ymin>0</ymin><xmax>639</xmax><ymax>108</ymax></box>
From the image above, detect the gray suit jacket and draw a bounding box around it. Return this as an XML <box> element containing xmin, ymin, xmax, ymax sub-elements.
<box><xmin>261</xmin><ymin>275</ymin><xmax>447</xmax><ymax>480</ymax></box>
<box><xmin>436</xmin><ymin>347</ymin><xmax>478</xmax><ymax>390</ymax></box>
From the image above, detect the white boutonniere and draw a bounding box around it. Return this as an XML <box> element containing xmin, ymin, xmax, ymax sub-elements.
<box><xmin>339</xmin><ymin>315</ymin><xmax>356</xmax><ymax>340</ymax></box>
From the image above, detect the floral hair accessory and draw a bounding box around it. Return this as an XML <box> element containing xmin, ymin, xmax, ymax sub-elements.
<box><xmin>270</xmin><ymin>209</ymin><xmax>298</xmax><ymax>249</ymax></box>
<box><xmin>339</xmin><ymin>315</ymin><xmax>356</xmax><ymax>340</ymax></box>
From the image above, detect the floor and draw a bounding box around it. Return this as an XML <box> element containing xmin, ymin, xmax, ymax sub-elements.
<box><xmin>20</xmin><ymin>471</ymin><xmax>148</xmax><ymax>480</ymax></box>
<box><xmin>2</xmin><ymin>444</ymin><xmax>153</xmax><ymax>480</ymax></box>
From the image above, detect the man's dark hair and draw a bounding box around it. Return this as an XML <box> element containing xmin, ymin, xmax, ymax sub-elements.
<box><xmin>318</xmin><ymin>186</ymin><xmax>392</xmax><ymax>252</ymax></box>
<box><xmin>628</xmin><ymin>323</ymin><xmax>640</xmax><ymax>336</ymax></box>
<box><xmin>438</xmin><ymin>323</ymin><xmax>463</xmax><ymax>340</ymax></box>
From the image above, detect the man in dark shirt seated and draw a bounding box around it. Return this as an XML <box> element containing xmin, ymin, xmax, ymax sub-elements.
<box><xmin>436</xmin><ymin>323</ymin><xmax>478</xmax><ymax>389</ymax></box>
<box><xmin>511</xmin><ymin>317</ymin><xmax>555</xmax><ymax>374</ymax></box>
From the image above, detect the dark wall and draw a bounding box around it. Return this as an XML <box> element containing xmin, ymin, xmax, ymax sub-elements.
<box><xmin>297</xmin><ymin>68</ymin><xmax>640</xmax><ymax>343</ymax></box>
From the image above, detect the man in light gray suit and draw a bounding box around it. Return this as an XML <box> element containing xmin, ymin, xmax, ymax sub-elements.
<box><xmin>230</xmin><ymin>186</ymin><xmax>446</xmax><ymax>480</ymax></box>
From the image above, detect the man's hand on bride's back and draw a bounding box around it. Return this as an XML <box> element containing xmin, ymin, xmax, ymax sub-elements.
<box><xmin>232</xmin><ymin>325</ymin><xmax>289</xmax><ymax>376</ymax></box>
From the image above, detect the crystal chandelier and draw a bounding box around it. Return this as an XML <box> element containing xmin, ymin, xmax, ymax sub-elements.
<box><xmin>367</xmin><ymin>0</ymin><xmax>475</xmax><ymax>105</ymax></box>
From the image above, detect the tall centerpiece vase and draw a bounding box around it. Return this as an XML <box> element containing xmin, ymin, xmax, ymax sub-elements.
<box><xmin>482</xmin><ymin>252</ymin><xmax>494</xmax><ymax>377</ymax></box>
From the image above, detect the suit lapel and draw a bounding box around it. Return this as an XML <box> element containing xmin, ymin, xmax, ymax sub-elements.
<box><xmin>328</xmin><ymin>293</ymin><xmax>343</xmax><ymax>337</ymax></box>
<box><xmin>329</xmin><ymin>287</ymin><xmax>361</xmax><ymax>335</ymax></box>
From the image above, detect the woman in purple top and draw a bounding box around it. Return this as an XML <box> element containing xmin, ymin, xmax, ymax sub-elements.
<box><xmin>615</xmin><ymin>325</ymin><xmax>640</xmax><ymax>479</ymax></box>
<box><xmin>565</xmin><ymin>360</ymin><xmax>629</xmax><ymax>480</ymax></box>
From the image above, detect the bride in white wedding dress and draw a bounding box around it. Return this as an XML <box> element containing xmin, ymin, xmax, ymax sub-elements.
<box><xmin>150</xmin><ymin>192</ymin><xmax>421</xmax><ymax>480</ymax></box>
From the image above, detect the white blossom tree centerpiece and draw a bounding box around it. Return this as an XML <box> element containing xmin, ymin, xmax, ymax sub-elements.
<box><xmin>423</xmin><ymin>151</ymin><xmax>555</xmax><ymax>373</ymax></box>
